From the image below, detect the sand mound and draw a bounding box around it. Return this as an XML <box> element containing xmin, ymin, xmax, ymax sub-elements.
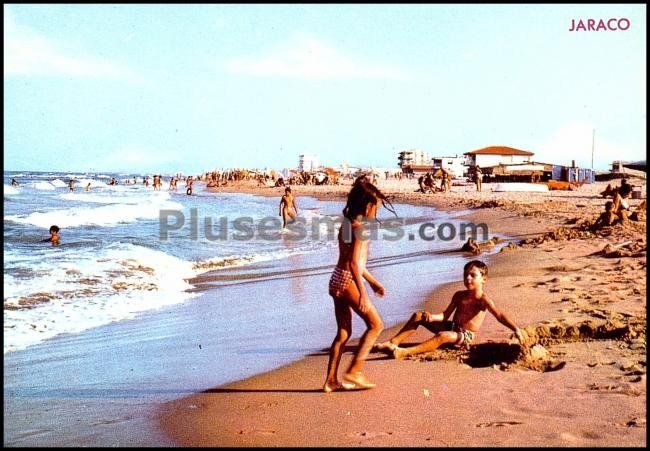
<box><xmin>404</xmin><ymin>318</ymin><xmax>645</xmax><ymax>373</ymax></box>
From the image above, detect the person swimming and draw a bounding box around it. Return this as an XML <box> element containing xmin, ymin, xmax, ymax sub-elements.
<box><xmin>43</xmin><ymin>225</ymin><xmax>60</xmax><ymax>245</ymax></box>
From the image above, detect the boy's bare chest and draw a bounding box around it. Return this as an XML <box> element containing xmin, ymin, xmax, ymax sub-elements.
<box><xmin>457</xmin><ymin>297</ymin><xmax>484</xmax><ymax>317</ymax></box>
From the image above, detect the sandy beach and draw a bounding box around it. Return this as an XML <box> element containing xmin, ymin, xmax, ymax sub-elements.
<box><xmin>156</xmin><ymin>177</ymin><xmax>646</xmax><ymax>446</ymax></box>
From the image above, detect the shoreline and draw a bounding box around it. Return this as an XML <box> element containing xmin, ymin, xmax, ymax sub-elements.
<box><xmin>4</xmin><ymin>178</ymin><xmax>645</xmax><ymax>446</ymax></box>
<box><xmin>158</xmin><ymin>178</ymin><xmax>646</xmax><ymax>446</ymax></box>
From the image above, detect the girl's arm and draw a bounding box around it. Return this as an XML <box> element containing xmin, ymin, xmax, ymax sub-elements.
<box><xmin>362</xmin><ymin>269</ymin><xmax>384</xmax><ymax>296</ymax></box>
<box><xmin>350</xmin><ymin>229</ymin><xmax>371</xmax><ymax>312</ymax></box>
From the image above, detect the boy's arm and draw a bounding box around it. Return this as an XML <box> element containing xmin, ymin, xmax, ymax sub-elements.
<box><xmin>612</xmin><ymin>194</ymin><xmax>622</xmax><ymax>213</ymax></box>
<box><xmin>483</xmin><ymin>295</ymin><xmax>528</xmax><ymax>344</ymax></box>
<box><xmin>439</xmin><ymin>292</ymin><xmax>460</xmax><ymax>321</ymax></box>
<box><xmin>423</xmin><ymin>293</ymin><xmax>459</xmax><ymax>322</ymax></box>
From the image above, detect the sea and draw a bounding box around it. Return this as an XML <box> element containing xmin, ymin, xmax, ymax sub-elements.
<box><xmin>3</xmin><ymin>170</ymin><xmax>507</xmax><ymax>445</ymax></box>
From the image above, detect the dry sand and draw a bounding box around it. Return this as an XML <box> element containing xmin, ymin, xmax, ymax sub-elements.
<box><xmin>158</xmin><ymin>178</ymin><xmax>646</xmax><ymax>446</ymax></box>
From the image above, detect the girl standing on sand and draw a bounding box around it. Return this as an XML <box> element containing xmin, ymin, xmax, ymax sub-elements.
<box><xmin>323</xmin><ymin>176</ymin><xmax>396</xmax><ymax>393</ymax></box>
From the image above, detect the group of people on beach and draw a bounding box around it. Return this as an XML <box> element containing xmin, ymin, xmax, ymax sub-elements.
<box><xmin>593</xmin><ymin>178</ymin><xmax>645</xmax><ymax>229</ymax></box>
<box><xmin>321</xmin><ymin>175</ymin><xmax>528</xmax><ymax>392</ymax></box>
<box><xmin>415</xmin><ymin>165</ymin><xmax>482</xmax><ymax>194</ymax></box>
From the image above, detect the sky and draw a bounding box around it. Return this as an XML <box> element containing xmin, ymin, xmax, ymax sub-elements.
<box><xmin>3</xmin><ymin>4</ymin><xmax>647</xmax><ymax>174</ymax></box>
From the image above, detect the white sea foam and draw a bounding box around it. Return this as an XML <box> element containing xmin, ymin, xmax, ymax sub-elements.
<box><xmin>3</xmin><ymin>244</ymin><xmax>200</xmax><ymax>354</ymax></box>
<box><xmin>4</xmin><ymin>184</ymin><xmax>19</xmax><ymax>195</ymax></box>
<box><xmin>32</xmin><ymin>181</ymin><xmax>57</xmax><ymax>190</ymax></box>
<box><xmin>50</xmin><ymin>179</ymin><xmax>68</xmax><ymax>188</ymax></box>
<box><xmin>5</xmin><ymin>192</ymin><xmax>182</xmax><ymax>229</ymax></box>
<box><xmin>58</xmin><ymin>189</ymin><xmax>169</xmax><ymax>205</ymax></box>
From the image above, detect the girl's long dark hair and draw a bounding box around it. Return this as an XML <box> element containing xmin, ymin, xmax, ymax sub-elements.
<box><xmin>342</xmin><ymin>175</ymin><xmax>397</xmax><ymax>222</ymax></box>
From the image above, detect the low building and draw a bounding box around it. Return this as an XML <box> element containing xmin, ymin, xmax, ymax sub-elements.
<box><xmin>486</xmin><ymin>161</ymin><xmax>553</xmax><ymax>182</ymax></box>
<box><xmin>431</xmin><ymin>155</ymin><xmax>467</xmax><ymax>178</ymax></box>
<box><xmin>551</xmin><ymin>164</ymin><xmax>595</xmax><ymax>184</ymax></box>
<box><xmin>611</xmin><ymin>160</ymin><xmax>646</xmax><ymax>173</ymax></box>
<box><xmin>399</xmin><ymin>164</ymin><xmax>434</xmax><ymax>176</ymax></box>
<box><xmin>463</xmin><ymin>146</ymin><xmax>534</xmax><ymax>167</ymax></box>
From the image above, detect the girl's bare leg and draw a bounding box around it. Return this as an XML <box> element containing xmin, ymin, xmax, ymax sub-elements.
<box><xmin>340</xmin><ymin>282</ymin><xmax>383</xmax><ymax>385</ymax></box>
<box><xmin>324</xmin><ymin>298</ymin><xmax>351</xmax><ymax>392</ymax></box>
<box><xmin>347</xmin><ymin>301</ymin><xmax>383</xmax><ymax>375</ymax></box>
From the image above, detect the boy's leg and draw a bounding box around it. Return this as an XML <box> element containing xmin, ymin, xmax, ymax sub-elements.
<box><xmin>375</xmin><ymin>311</ymin><xmax>442</xmax><ymax>350</ymax></box>
<box><xmin>393</xmin><ymin>330</ymin><xmax>459</xmax><ymax>359</ymax></box>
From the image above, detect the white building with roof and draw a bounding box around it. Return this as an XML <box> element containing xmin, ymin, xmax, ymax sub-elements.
<box><xmin>463</xmin><ymin>146</ymin><xmax>534</xmax><ymax>168</ymax></box>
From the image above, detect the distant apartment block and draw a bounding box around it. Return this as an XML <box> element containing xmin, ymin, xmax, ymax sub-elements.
<box><xmin>298</xmin><ymin>154</ymin><xmax>321</xmax><ymax>172</ymax></box>
<box><xmin>397</xmin><ymin>149</ymin><xmax>430</xmax><ymax>168</ymax></box>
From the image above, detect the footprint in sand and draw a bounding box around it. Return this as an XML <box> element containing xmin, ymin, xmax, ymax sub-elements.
<box><xmin>475</xmin><ymin>421</ymin><xmax>523</xmax><ymax>428</ymax></box>
<box><xmin>352</xmin><ymin>431</ymin><xmax>394</xmax><ymax>440</ymax></box>
<box><xmin>625</xmin><ymin>417</ymin><xmax>646</xmax><ymax>427</ymax></box>
<box><xmin>237</xmin><ymin>428</ymin><xmax>276</xmax><ymax>435</ymax></box>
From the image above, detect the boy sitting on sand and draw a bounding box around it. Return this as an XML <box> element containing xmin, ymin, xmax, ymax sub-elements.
<box><xmin>374</xmin><ymin>260</ymin><xmax>528</xmax><ymax>359</ymax></box>
<box><xmin>591</xmin><ymin>201</ymin><xmax>617</xmax><ymax>230</ymax></box>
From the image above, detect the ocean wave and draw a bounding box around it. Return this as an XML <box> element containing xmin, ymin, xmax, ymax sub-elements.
<box><xmin>191</xmin><ymin>243</ymin><xmax>329</xmax><ymax>273</ymax></box>
<box><xmin>5</xmin><ymin>194</ymin><xmax>182</xmax><ymax>229</ymax></box>
<box><xmin>58</xmin><ymin>189</ymin><xmax>170</xmax><ymax>205</ymax></box>
<box><xmin>4</xmin><ymin>184</ymin><xmax>19</xmax><ymax>195</ymax></box>
<box><xmin>50</xmin><ymin>179</ymin><xmax>68</xmax><ymax>188</ymax></box>
<box><xmin>31</xmin><ymin>181</ymin><xmax>57</xmax><ymax>190</ymax></box>
<box><xmin>3</xmin><ymin>243</ymin><xmax>200</xmax><ymax>354</ymax></box>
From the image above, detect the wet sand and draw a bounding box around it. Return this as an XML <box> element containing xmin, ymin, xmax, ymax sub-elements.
<box><xmin>158</xmin><ymin>178</ymin><xmax>646</xmax><ymax>446</ymax></box>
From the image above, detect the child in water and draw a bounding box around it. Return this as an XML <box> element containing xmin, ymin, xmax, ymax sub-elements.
<box><xmin>323</xmin><ymin>175</ymin><xmax>396</xmax><ymax>393</ymax></box>
<box><xmin>43</xmin><ymin>225</ymin><xmax>60</xmax><ymax>245</ymax></box>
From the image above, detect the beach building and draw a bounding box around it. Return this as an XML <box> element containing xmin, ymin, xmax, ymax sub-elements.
<box><xmin>463</xmin><ymin>146</ymin><xmax>534</xmax><ymax>167</ymax></box>
<box><xmin>595</xmin><ymin>160</ymin><xmax>646</xmax><ymax>181</ymax></box>
<box><xmin>431</xmin><ymin>155</ymin><xmax>466</xmax><ymax>178</ymax></box>
<box><xmin>550</xmin><ymin>161</ymin><xmax>596</xmax><ymax>184</ymax></box>
<box><xmin>398</xmin><ymin>149</ymin><xmax>433</xmax><ymax>175</ymax></box>
<box><xmin>612</xmin><ymin>160</ymin><xmax>646</xmax><ymax>173</ymax></box>
<box><xmin>398</xmin><ymin>149</ymin><xmax>429</xmax><ymax>167</ymax></box>
<box><xmin>298</xmin><ymin>154</ymin><xmax>321</xmax><ymax>172</ymax></box>
<box><xmin>486</xmin><ymin>161</ymin><xmax>553</xmax><ymax>182</ymax></box>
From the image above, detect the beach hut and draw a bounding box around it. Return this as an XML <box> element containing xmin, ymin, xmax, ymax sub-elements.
<box><xmin>551</xmin><ymin>164</ymin><xmax>595</xmax><ymax>184</ymax></box>
<box><xmin>487</xmin><ymin>162</ymin><xmax>552</xmax><ymax>183</ymax></box>
<box><xmin>463</xmin><ymin>146</ymin><xmax>534</xmax><ymax>167</ymax></box>
<box><xmin>399</xmin><ymin>164</ymin><xmax>435</xmax><ymax>176</ymax></box>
